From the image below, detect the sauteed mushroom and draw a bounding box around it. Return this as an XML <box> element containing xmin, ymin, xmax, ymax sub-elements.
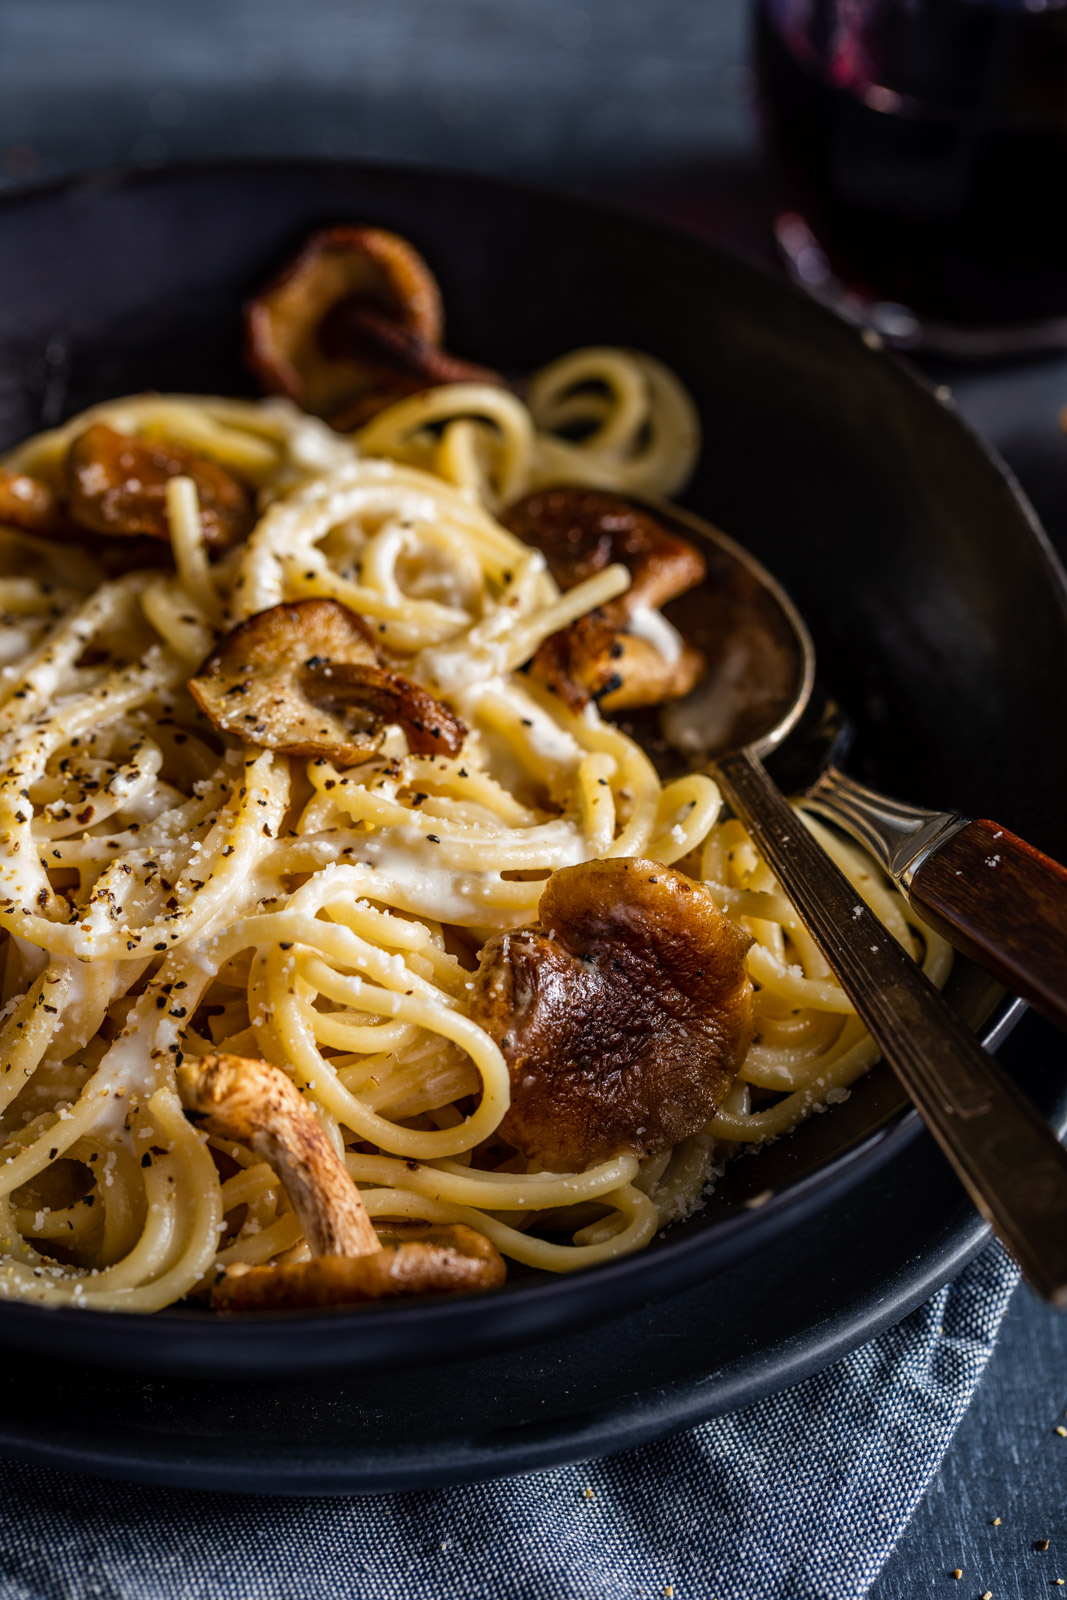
<box><xmin>177</xmin><ymin>1053</ymin><xmax>506</xmax><ymax>1311</ymax></box>
<box><xmin>503</xmin><ymin>488</ymin><xmax>706</xmax><ymax>712</ymax></box>
<box><xmin>470</xmin><ymin>858</ymin><xmax>753</xmax><ymax>1172</ymax></box>
<box><xmin>188</xmin><ymin>597</ymin><xmax>466</xmax><ymax>762</ymax></box>
<box><xmin>66</xmin><ymin>423</ymin><xmax>254</xmax><ymax>554</ymax></box>
<box><xmin>325</xmin><ymin>309</ymin><xmax>504</xmax><ymax>431</ymax></box>
<box><xmin>178</xmin><ymin>1052</ymin><xmax>379</xmax><ymax>1256</ymax></box>
<box><xmin>504</xmin><ymin>488</ymin><xmax>706</xmax><ymax>609</ymax></box>
<box><xmin>0</xmin><ymin>467</ymin><xmax>73</xmax><ymax>538</ymax></box>
<box><xmin>214</xmin><ymin>1221</ymin><xmax>506</xmax><ymax>1312</ymax></box>
<box><xmin>530</xmin><ymin>609</ymin><xmax>705</xmax><ymax>715</ymax></box>
<box><xmin>245</xmin><ymin>224</ymin><xmax>501</xmax><ymax>427</ymax></box>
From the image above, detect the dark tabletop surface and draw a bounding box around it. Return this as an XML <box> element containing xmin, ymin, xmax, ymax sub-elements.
<box><xmin>2</xmin><ymin>2</ymin><xmax>1066</xmax><ymax>1593</ymax></box>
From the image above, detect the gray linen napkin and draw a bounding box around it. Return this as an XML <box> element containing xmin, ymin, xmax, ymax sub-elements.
<box><xmin>0</xmin><ymin>1243</ymin><xmax>1017</xmax><ymax>1600</ymax></box>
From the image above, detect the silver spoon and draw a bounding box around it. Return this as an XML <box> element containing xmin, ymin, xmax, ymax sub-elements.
<box><xmin>627</xmin><ymin>496</ymin><xmax>1067</xmax><ymax>1306</ymax></box>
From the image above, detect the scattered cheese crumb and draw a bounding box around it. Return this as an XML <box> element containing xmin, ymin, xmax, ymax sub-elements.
<box><xmin>1056</xmin><ymin>1426</ymin><xmax>1066</xmax><ymax>1438</ymax></box>
<box><xmin>664</xmin><ymin>1587</ymin><xmax>674</xmax><ymax>1598</ymax></box>
<box><xmin>582</xmin><ymin>1487</ymin><xmax>594</xmax><ymax>1500</ymax></box>
<box><xmin>982</xmin><ymin>1591</ymin><xmax>992</xmax><ymax>1599</ymax></box>
<box><xmin>952</xmin><ymin>1569</ymin><xmax>962</xmax><ymax>1580</ymax></box>
<box><xmin>992</xmin><ymin>1517</ymin><xmax>1001</xmax><ymax>1526</ymax></box>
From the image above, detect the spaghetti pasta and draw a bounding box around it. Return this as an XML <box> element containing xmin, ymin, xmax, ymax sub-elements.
<box><xmin>0</xmin><ymin>346</ymin><xmax>949</xmax><ymax>1312</ymax></box>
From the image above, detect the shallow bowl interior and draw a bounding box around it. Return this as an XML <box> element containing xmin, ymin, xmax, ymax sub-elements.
<box><xmin>0</xmin><ymin>161</ymin><xmax>1064</xmax><ymax>1377</ymax></box>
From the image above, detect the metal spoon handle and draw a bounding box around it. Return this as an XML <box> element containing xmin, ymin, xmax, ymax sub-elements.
<box><xmin>715</xmin><ymin>745</ymin><xmax>1067</xmax><ymax>1306</ymax></box>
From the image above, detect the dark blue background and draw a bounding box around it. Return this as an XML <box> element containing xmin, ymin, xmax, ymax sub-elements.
<box><xmin>1</xmin><ymin>3</ymin><xmax>1065</xmax><ymax>1593</ymax></box>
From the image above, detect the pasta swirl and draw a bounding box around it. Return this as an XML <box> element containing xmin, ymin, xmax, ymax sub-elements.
<box><xmin>0</xmin><ymin>349</ymin><xmax>948</xmax><ymax>1309</ymax></box>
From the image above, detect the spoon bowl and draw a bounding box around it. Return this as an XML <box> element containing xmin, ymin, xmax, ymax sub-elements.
<box><xmin>633</xmin><ymin>500</ymin><xmax>816</xmax><ymax>769</ymax></box>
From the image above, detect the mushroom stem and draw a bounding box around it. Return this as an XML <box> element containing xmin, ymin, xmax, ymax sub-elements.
<box><xmin>213</xmin><ymin>1223</ymin><xmax>507</xmax><ymax>1312</ymax></box>
<box><xmin>177</xmin><ymin>1053</ymin><xmax>381</xmax><ymax>1258</ymax></box>
<box><xmin>178</xmin><ymin>1051</ymin><xmax>506</xmax><ymax>1312</ymax></box>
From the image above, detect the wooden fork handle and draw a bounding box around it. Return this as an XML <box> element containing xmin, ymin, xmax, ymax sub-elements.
<box><xmin>909</xmin><ymin>819</ymin><xmax>1067</xmax><ymax>1035</ymax></box>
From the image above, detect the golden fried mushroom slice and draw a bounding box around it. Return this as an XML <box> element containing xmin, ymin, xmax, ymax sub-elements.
<box><xmin>0</xmin><ymin>467</ymin><xmax>74</xmax><ymax>538</ymax></box>
<box><xmin>178</xmin><ymin>1052</ymin><xmax>380</xmax><ymax>1256</ymax></box>
<box><xmin>176</xmin><ymin>1053</ymin><xmax>505</xmax><ymax>1312</ymax></box>
<box><xmin>470</xmin><ymin>858</ymin><xmax>754</xmax><ymax>1172</ymax></box>
<box><xmin>212</xmin><ymin>1223</ymin><xmax>506</xmax><ymax>1312</ymax></box>
<box><xmin>66</xmin><ymin>423</ymin><xmax>254</xmax><ymax>554</ymax></box>
<box><xmin>502</xmin><ymin>488</ymin><xmax>707</xmax><ymax>712</ymax></box>
<box><xmin>529</xmin><ymin>607</ymin><xmax>705</xmax><ymax>715</ymax></box>
<box><xmin>245</xmin><ymin>224</ymin><xmax>500</xmax><ymax>428</ymax></box>
<box><xmin>187</xmin><ymin>597</ymin><xmax>466</xmax><ymax>762</ymax></box>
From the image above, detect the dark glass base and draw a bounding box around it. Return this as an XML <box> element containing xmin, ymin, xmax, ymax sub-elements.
<box><xmin>776</xmin><ymin>209</ymin><xmax>1067</xmax><ymax>359</ymax></box>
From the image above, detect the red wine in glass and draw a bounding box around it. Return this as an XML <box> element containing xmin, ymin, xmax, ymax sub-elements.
<box><xmin>755</xmin><ymin>0</ymin><xmax>1067</xmax><ymax>349</ymax></box>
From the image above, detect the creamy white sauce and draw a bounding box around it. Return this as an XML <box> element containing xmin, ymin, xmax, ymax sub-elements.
<box><xmin>418</xmin><ymin>636</ymin><xmax>510</xmax><ymax>696</ymax></box>
<box><xmin>10</xmin><ymin>935</ymin><xmax>47</xmax><ymax>985</ymax></box>
<box><xmin>472</xmin><ymin>678</ymin><xmax>583</xmax><ymax>769</ymax></box>
<box><xmin>0</xmin><ymin>629</ymin><xmax>37</xmax><ymax>667</ymax></box>
<box><xmin>273</xmin><ymin>406</ymin><xmax>356</xmax><ymax>474</ymax></box>
<box><xmin>626</xmin><ymin>604</ymin><xmax>683</xmax><ymax>665</ymax></box>
<box><xmin>354</xmin><ymin>822</ymin><xmax>589</xmax><ymax>927</ymax></box>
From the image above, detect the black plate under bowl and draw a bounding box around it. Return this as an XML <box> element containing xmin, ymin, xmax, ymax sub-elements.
<box><xmin>0</xmin><ymin>1008</ymin><xmax>1058</xmax><ymax>1495</ymax></box>
<box><xmin>0</xmin><ymin>162</ymin><xmax>1064</xmax><ymax>1397</ymax></box>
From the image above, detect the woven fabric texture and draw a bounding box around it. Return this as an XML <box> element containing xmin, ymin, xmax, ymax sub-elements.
<box><xmin>0</xmin><ymin>1243</ymin><xmax>1017</xmax><ymax>1600</ymax></box>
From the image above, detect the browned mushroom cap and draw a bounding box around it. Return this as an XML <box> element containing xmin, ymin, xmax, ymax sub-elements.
<box><xmin>66</xmin><ymin>423</ymin><xmax>254</xmax><ymax>554</ymax></box>
<box><xmin>529</xmin><ymin>606</ymin><xmax>705</xmax><ymax>715</ymax></box>
<box><xmin>0</xmin><ymin>467</ymin><xmax>75</xmax><ymax>538</ymax></box>
<box><xmin>212</xmin><ymin>1222</ymin><xmax>506</xmax><ymax>1312</ymax></box>
<box><xmin>469</xmin><ymin>857</ymin><xmax>754</xmax><ymax>1172</ymax></box>
<box><xmin>245</xmin><ymin>224</ymin><xmax>503</xmax><ymax>427</ymax></box>
<box><xmin>177</xmin><ymin>1052</ymin><xmax>381</xmax><ymax>1256</ymax></box>
<box><xmin>187</xmin><ymin>597</ymin><xmax>466</xmax><ymax>762</ymax></box>
<box><xmin>503</xmin><ymin>489</ymin><xmax>707</xmax><ymax>713</ymax></box>
<box><xmin>503</xmin><ymin>489</ymin><xmax>706</xmax><ymax>613</ymax></box>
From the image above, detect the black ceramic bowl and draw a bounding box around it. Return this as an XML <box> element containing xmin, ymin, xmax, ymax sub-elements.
<box><xmin>0</xmin><ymin>161</ymin><xmax>1064</xmax><ymax>1383</ymax></box>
